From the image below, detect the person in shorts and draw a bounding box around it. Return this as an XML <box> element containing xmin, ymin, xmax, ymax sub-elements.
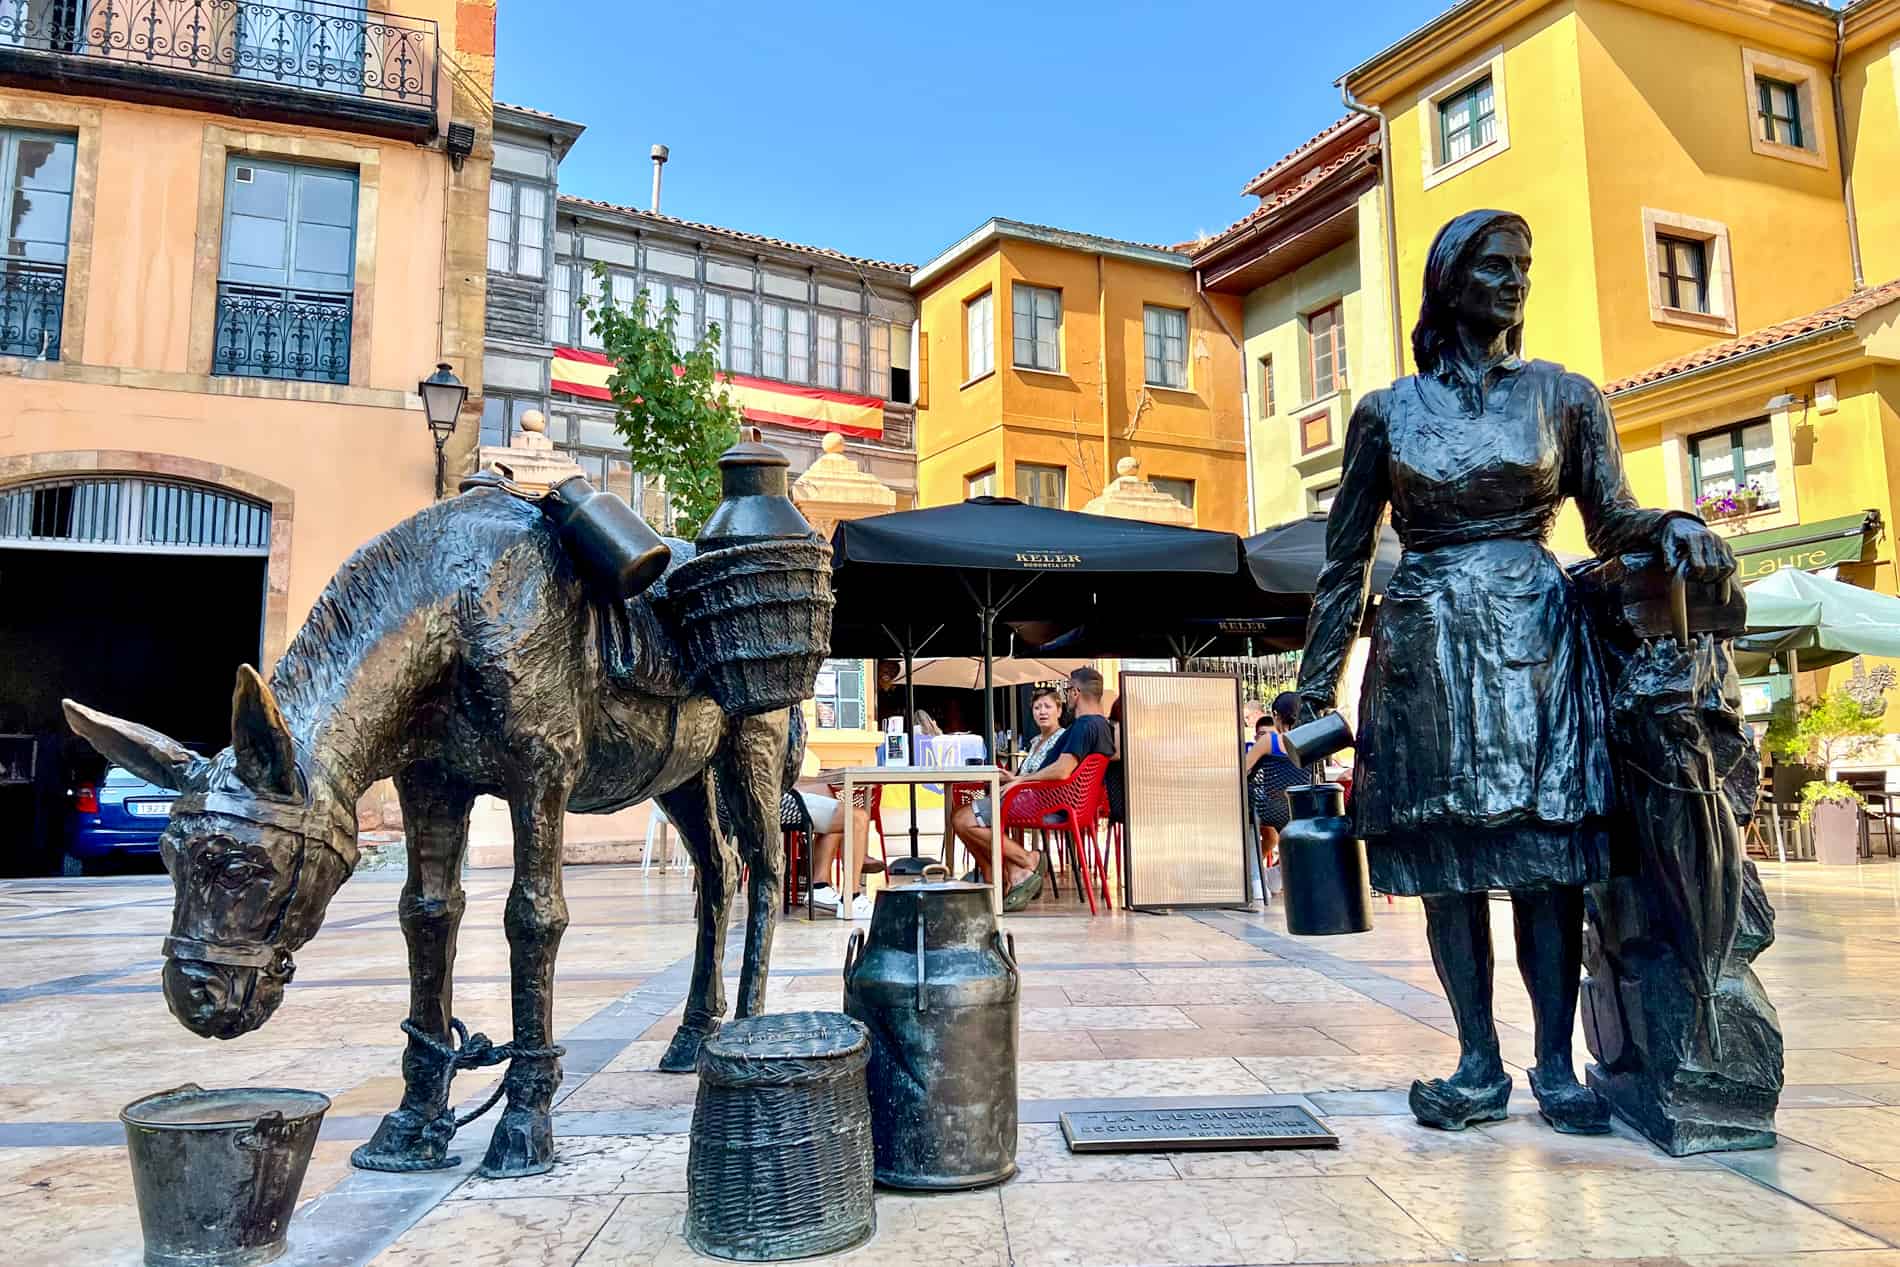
<box><xmin>950</xmin><ymin>668</ymin><xmax>1117</xmax><ymax>910</ymax></box>
<box><xmin>796</xmin><ymin>790</ymin><xmax>873</xmax><ymax>919</ymax></box>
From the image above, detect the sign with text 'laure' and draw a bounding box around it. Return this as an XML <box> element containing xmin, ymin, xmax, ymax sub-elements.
<box><xmin>1060</xmin><ymin>1105</ymin><xmax>1339</xmax><ymax>1153</ymax></box>
<box><xmin>1731</xmin><ymin>513</ymin><xmax>1874</xmax><ymax>581</ymax></box>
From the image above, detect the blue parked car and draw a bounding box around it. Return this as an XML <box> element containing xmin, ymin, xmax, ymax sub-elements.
<box><xmin>65</xmin><ymin>765</ymin><xmax>175</xmax><ymax>875</ymax></box>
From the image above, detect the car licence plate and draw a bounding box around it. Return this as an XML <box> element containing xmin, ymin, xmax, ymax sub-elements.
<box><xmin>129</xmin><ymin>800</ymin><xmax>173</xmax><ymax>817</ymax></box>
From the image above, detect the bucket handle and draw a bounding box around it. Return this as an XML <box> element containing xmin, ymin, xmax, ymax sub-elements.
<box><xmin>993</xmin><ymin>930</ymin><xmax>1020</xmax><ymax>1002</ymax></box>
<box><xmin>843</xmin><ymin>928</ymin><xmax>865</xmax><ymax>983</ymax></box>
<box><xmin>237</xmin><ymin>1111</ymin><xmax>291</xmax><ymax>1152</ymax></box>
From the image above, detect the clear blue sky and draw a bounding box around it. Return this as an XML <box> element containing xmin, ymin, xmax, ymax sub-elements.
<box><xmin>496</xmin><ymin>1</ymin><xmax>1435</xmax><ymax>267</ymax></box>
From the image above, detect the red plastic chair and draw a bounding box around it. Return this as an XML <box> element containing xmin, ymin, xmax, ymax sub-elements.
<box><xmin>1002</xmin><ymin>755</ymin><xmax>1112</xmax><ymax>914</ymax></box>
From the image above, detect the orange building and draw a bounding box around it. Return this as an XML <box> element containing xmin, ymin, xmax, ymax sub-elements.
<box><xmin>910</xmin><ymin>219</ymin><xmax>1249</xmax><ymax>531</ymax></box>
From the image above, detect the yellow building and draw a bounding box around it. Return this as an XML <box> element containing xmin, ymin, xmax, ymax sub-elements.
<box><xmin>911</xmin><ymin>219</ymin><xmax>1248</xmax><ymax>532</ymax></box>
<box><xmin>1341</xmin><ymin>0</ymin><xmax>1900</xmax><ymax>737</ymax></box>
<box><xmin>0</xmin><ymin>0</ymin><xmax>496</xmax><ymax>864</ymax></box>
<box><xmin>1189</xmin><ymin>115</ymin><xmax>1399</xmax><ymax>530</ymax></box>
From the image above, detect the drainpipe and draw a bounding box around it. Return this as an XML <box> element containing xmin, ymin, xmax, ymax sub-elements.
<box><xmin>1832</xmin><ymin>9</ymin><xmax>1866</xmax><ymax>290</ymax></box>
<box><xmin>1340</xmin><ymin>80</ymin><xmax>1407</xmax><ymax>376</ymax></box>
<box><xmin>1198</xmin><ymin>267</ymin><xmax>1257</xmax><ymax>534</ymax></box>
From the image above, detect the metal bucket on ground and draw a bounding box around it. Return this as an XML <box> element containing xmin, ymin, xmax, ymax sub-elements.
<box><xmin>843</xmin><ymin>880</ymin><xmax>1019</xmax><ymax>1189</ymax></box>
<box><xmin>121</xmin><ymin>1084</ymin><xmax>330</xmax><ymax>1267</ymax></box>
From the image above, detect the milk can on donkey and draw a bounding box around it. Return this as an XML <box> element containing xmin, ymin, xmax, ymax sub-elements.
<box><xmin>1293</xmin><ymin>210</ymin><xmax>1743</xmax><ymax>1136</ymax></box>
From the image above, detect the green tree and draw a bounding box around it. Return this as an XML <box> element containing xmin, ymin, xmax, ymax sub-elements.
<box><xmin>580</xmin><ymin>265</ymin><xmax>741</xmax><ymax>538</ymax></box>
<box><xmin>1765</xmin><ymin>687</ymin><xmax>1887</xmax><ymax>775</ymax></box>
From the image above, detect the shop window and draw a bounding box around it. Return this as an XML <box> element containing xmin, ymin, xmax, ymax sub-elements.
<box><xmin>1016</xmin><ymin>463</ymin><xmax>1066</xmax><ymax>509</ymax></box>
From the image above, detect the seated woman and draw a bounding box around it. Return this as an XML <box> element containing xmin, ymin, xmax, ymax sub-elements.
<box><xmin>951</xmin><ymin>668</ymin><xmax>1116</xmax><ymax>911</ymax></box>
<box><xmin>794</xmin><ymin>788</ymin><xmax>874</xmax><ymax>920</ymax></box>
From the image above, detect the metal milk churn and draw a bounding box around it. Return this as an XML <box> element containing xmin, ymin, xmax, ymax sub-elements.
<box><xmin>1278</xmin><ymin>714</ymin><xmax>1375</xmax><ymax>936</ymax></box>
<box><xmin>842</xmin><ymin>880</ymin><xmax>1020</xmax><ymax>1189</ymax></box>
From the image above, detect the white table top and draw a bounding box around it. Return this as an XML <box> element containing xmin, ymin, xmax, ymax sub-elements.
<box><xmin>834</xmin><ymin>765</ymin><xmax>1005</xmax><ymax>783</ymax></box>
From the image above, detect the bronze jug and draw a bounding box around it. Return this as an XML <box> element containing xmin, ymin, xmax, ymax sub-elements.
<box><xmin>843</xmin><ymin>881</ymin><xmax>1019</xmax><ymax>1189</ymax></box>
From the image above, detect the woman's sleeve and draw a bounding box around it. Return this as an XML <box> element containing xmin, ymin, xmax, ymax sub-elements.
<box><xmin>1564</xmin><ymin>373</ymin><xmax>1697</xmax><ymax>558</ymax></box>
<box><xmin>1297</xmin><ymin>391</ymin><xmax>1391</xmax><ymax>715</ymax></box>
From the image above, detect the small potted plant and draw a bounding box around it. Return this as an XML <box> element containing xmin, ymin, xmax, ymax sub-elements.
<box><xmin>1697</xmin><ymin>490</ymin><xmax>1740</xmax><ymax>522</ymax></box>
<box><xmin>1735</xmin><ymin>481</ymin><xmax>1763</xmax><ymax>517</ymax></box>
<box><xmin>1767</xmin><ymin>687</ymin><xmax>1888</xmax><ymax>865</ymax></box>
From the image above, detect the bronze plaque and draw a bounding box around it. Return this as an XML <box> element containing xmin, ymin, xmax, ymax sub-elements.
<box><xmin>1060</xmin><ymin>1105</ymin><xmax>1338</xmax><ymax>1153</ymax></box>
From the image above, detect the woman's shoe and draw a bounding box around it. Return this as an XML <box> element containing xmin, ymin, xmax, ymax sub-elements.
<box><xmin>1409</xmin><ymin>1073</ymin><xmax>1512</xmax><ymax>1131</ymax></box>
<box><xmin>1003</xmin><ymin>853</ymin><xmax>1048</xmax><ymax>913</ymax></box>
<box><xmin>1527</xmin><ymin>1067</ymin><xmax>1611</xmax><ymax>1135</ymax></box>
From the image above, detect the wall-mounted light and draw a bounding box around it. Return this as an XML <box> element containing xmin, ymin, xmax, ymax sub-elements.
<box><xmin>445</xmin><ymin>123</ymin><xmax>476</xmax><ymax>173</ymax></box>
<box><xmin>419</xmin><ymin>362</ymin><xmax>468</xmax><ymax>499</ymax></box>
<box><xmin>1765</xmin><ymin>392</ymin><xmax>1807</xmax><ymax>413</ymax></box>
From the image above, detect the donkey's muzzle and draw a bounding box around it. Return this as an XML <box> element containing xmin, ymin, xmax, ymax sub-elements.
<box><xmin>163</xmin><ymin>957</ymin><xmax>285</xmax><ymax>1039</ymax></box>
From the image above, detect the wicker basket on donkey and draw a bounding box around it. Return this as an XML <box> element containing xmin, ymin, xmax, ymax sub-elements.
<box><xmin>687</xmin><ymin>1011</ymin><xmax>875</xmax><ymax>1261</ymax></box>
<box><xmin>670</xmin><ymin>537</ymin><xmax>835</xmax><ymax>719</ymax></box>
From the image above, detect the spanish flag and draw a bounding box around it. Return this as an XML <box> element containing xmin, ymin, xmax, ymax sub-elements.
<box><xmin>551</xmin><ymin>347</ymin><xmax>885</xmax><ymax>440</ymax></box>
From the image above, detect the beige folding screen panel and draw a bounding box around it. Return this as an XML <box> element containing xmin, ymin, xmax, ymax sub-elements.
<box><xmin>1119</xmin><ymin>672</ymin><xmax>1250</xmax><ymax>910</ymax></box>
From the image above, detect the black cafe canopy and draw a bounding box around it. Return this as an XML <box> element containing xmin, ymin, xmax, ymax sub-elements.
<box><xmin>1245</xmin><ymin>513</ymin><xmax>1402</xmax><ymax>595</ymax></box>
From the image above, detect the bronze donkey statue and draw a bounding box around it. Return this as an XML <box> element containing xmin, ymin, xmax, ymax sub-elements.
<box><xmin>62</xmin><ymin>449</ymin><xmax>829</xmax><ymax>1179</ymax></box>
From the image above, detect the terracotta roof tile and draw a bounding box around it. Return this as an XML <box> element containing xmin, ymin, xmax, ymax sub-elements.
<box><xmin>1183</xmin><ymin>138</ymin><xmax>1379</xmax><ymax>256</ymax></box>
<box><xmin>1240</xmin><ymin>115</ymin><xmax>1375</xmax><ymax>197</ymax></box>
<box><xmin>557</xmin><ymin>197</ymin><xmax>915</xmax><ymax>275</ymax></box>
<box><xmin>494</xmin><ymin>102</ymin><xmax>583</xmax><ymax>128</ymax></box>
<box><xmin>1605</xmin><ymin>278</ymin><xmax>1900</xmax><ymax>394</ymax></box>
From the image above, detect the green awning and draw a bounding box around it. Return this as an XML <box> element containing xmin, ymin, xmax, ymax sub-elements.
<box><xmin>1731</xmin><ymin>512</ymin><xmax>1877</xmax><ymax>583</ymax></box>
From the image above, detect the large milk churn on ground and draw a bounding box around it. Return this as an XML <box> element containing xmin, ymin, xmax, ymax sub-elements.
<box><xmin>842</xmin><ymin>880</ymin><xmax>1020</xmax><ymax>1189</ymax></box>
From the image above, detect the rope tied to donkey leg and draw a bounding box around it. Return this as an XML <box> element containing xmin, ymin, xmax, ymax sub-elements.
<box><xmin>401</xmin><ymin>1018</ymin><xmax>567</xmax><ymax>1130</ymax></box>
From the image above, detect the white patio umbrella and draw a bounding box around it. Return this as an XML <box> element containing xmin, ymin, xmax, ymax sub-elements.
<box><xmin>1739</xmin><ymin>568</ymin><xmax>1900</xmax><ymax>673</ymax></box>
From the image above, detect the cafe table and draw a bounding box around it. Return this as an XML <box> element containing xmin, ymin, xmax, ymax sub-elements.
<box><xmin>838</xmin><ymin>763</ymin><xmax>1006</xmax><ymax>916</ymax></box>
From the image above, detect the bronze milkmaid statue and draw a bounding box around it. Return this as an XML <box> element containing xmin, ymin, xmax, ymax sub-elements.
<box><xmin>1297</xmin><ymin>210</ymin><xmax>1736</xmax><ymax>1135</ymax></box>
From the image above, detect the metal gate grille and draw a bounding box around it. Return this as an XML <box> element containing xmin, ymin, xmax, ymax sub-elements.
<box><xmin>0</xmin><ymin>476</ymin><xmax>271</xmax><ymax>556</ymax></box>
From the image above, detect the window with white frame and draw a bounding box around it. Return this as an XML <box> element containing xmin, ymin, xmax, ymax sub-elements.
<box><xmin>813</xmin><ymin>658</ymin><xmax>866</xmax><ymax>730</ymax></box>
<box><xmin>1143</xmin><ymin>305</ymin><xmax>1188</xmax><ymax>389</ymax></box>
<box><xmin>1012</xmin><ymin>283</ymin><xmax>1061</xmax><ymax>371</ymax></box>
<box><xmin>841</xmin><ymin>315</ymin><xmax>864</xmax><ymax>392</ymax></box>
<box><xmin>1691</xmin><ymin>419</ymin><xmax>1779</xmax><ymax>515</ymax></box>
<box><xmin>1420</xmin><ymin>48</ymin><xmax>1511</xmax><ymax>188</ymax></box>
<box><xmin>0</xmin><ymin>127</ymin><xmax>76</xmax><ymax>360</ymax></box>
<box><xmin>869</xmin><ymin>322</ymin><xmax>891</xmax><ymax>398</ymax></box>
<box><xmin>787</xmin><ymin>306</ymin><xmax>811</xmax><ymax>382</ymax></box>
<box><xmin>966</xmin><ymin>466</ymin><xmax>996</xmax><ymax>499</ymax></box>
<box><xmin>1016</xmin><ymin>463</ymin><xmax>1066</xmax><ymax>508</ymax></box>
<box><xmin>817</xmin><ymin>311</ymin><xmax>840</xmax><ymax>388</ymax></box>
<box><xmin>1305</xmin><ymin>302</ymin><xmax>1347</xmax><ymax>399</ymax></box>
<box><xmin>1309</xmin><ymin>483</ymin><xmax>1340</xmax><ymax>515</ymax></box>
<box><xmin>579</xmin><ymin>270</ymin><xmax>605</xmax><ymax>348</ymax></box>
<box><xmin>548</xmin><ymin>259</ymin><xmax>573</xmax><ymax>344</ymax></box>
<box><xmin>704</xmin><ymin>291</ymin><xmax>754</xmax><ymax>374</ymax></box>
<box><xmin>487</xmin><ymin>178</ymin><xmax>547</xmax><ymax>279</ymax></box>
<box><xmin>965</xmin><ymin>290</ymin><xmax>994</xmax><ymax>380</ymax></box>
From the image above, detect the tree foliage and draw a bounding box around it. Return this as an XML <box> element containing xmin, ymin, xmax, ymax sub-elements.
<box><xmin>1765</xmin><ymin>687</ymin><xmax>1887</xmax><ymax>773</ymax></box>
<box><xmin>581</xmin><ymin>266</ymin><xmax>741</xmax><ymax>538</ymax></box>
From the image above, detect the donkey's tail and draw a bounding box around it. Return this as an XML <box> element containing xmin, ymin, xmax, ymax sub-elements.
<box><xmin>783</xmin><ymin>705</ymin><xmax>807</xmax><ymax>792</ymax></box>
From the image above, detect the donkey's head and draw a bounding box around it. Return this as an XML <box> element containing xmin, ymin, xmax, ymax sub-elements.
<box><xmin>63</xmin><ymin>667</ymin><xmax>358</xmax><ymax>1039</ymax></box>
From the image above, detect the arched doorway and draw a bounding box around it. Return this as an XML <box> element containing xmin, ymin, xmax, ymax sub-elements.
<box><xmin>0</xmin><ymin>474</ymin><xmax>273</xmax><ymax>874</ymax></box>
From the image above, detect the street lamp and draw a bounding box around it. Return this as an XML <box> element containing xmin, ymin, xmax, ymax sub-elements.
<box><xmin>419</xmin><ymin>362</ymin><xmax>468</xmax><ymax>499</ymax></box>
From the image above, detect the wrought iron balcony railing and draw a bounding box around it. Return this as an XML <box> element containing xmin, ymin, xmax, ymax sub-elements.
<box><xmin>0</xmin><ymin>262</ymin><xmax>65</xmax><ymax>360</ymax></box>
<box><xmin>213</xmin><ymin>282</ymin><xmax>351</xmax><ymax>384</ymax></box>
<box><xmin>0</xmin><ymin>0</ymin><xmax>437</xmax><ymax>132</ymax></box>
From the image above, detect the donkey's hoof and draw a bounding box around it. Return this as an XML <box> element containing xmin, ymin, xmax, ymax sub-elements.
<box><xmin>477</xmin><ymin>1106</ymin><xmax>555</xmax><ymax>1179</ymax></box>
<box><xmin>352</xmin><ymin>1108</ymin><xmax>459</xmax><ymax>1172</ymax></box>
<box><xmin>658</xmin><ymin>1021</ymin><xmax>718</xmax><ymax>1074</ymax></box>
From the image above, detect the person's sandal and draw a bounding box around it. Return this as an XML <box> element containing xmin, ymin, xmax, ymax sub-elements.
<box><xmin>1003</xmin><ymin>853</ymin><xmax>1048</xmax><ymax>913</ymax></box>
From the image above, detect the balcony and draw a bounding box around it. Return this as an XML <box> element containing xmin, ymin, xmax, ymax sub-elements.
<box><xmin>0</xmin><ymin>0</ymin><xmax>438</xmax><ymax>141</ymax></box>
<box><xmin>0</xmin><ymin>262</ymin><xmax>64</xmax><ymax>359</ymax></box>
<box><xmin>212</xmin><ymin>282</ymin><xmax>351</xmax><ymax>384</ymax></box>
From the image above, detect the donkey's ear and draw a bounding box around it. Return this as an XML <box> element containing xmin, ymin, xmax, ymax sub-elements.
<box><xmin>232</xmin><ymin>666</ymin><xmax>300</xmax><ymax>800</ymax></box>
<box><xmin>63</xmin><ymin>700</ymin><xmax>210</xmax><ymax>792</ymax></box>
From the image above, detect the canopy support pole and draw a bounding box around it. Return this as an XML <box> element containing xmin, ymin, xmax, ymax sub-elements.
<box><xmin>882</xmin><ymin>620</ymin><xmax>944</xmax><ymax>860</ymax></box>
<box><xmin>956</xmin><ymin>572</ymin><xmax>1044</xmax><ymax>767</ymax></box>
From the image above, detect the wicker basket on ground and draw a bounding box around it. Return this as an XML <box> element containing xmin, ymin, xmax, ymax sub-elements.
<box><xmin>669</xmin><ymin>537</ymin><xmax>835</xmax><ymax>718</ymax></box>
<box><xmin>687</xmin><ymin>1011</ymin><xmax>875</xmax><ymax>1261</ymax></box>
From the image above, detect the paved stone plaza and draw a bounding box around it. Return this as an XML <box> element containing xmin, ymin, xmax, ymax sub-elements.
<box><xmin>7</xmin><ymin>860</ymin><xmax>1900</xmax><ymax>1266</ymax></box>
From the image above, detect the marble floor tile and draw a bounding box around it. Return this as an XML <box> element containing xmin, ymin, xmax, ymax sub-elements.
<box><xmin>1085</xmin><ymin>1027</ymin><xmax>1355</xmax><ymax>1061</ymax></box>
<box><xmin>1787</xmin><ymin>1049</ymin><xmax>1900</xmax><ymax>1085</ymax></box>
<box><xmin>1816</xmin><ymin>1202</ymin><xmax>1900</xmax><ymax>1245</ymax></box>
<box><xmin>1021</xmin><ymin>1005</ymin><xmax>1194</xmax><ymax>1032</ymax></box>
<box><xmin>1016</xmin><ymin>1057</ymin><xmax>1268</xmax><ymax>1101</ymax></box>
<box><xmin>1719</xmin><ymin>1137</ymin><xmax>1900</xmax><ymax>1204</ymax></box>
<box><xmin>1180</xmin><ymin>1002</ymin><xmax>1409</xmax><ymax>1030</ymax></box>
<box><xmin>1013</xmin><ymin>1122</ymin><xmax>1181</xmax><ymax>1184</ymax></box>
<box><xmin>370</xmin><ymin>1194</ymin><xmax>620</xmax><ymax>1266</ymax></box>
<box><xmin>1020</xmin><ymin>1030</ymin><xmax>1106</xmax><ymax>1061</ymax></box>
<box><xmin>1237</xmin><ymin>1052</ymin><xmax>1437</xmax><ymax>1093</ymax></box>
<box><xmin>556</xmin><ymin>1070</ymin><xmax>702</xmax><ymax>1113</ymax></box>
<box><xmin>599</xmin><ymin>1041</ymin><xmax>674</xmax><ymax>1075</ymax></box>
<box><xmin>1774</xmin><ymin>1107</ymin><xmax>1900</xmax><ymax>1166</ymax></box>
<box><xmin>449</xmin><ymin>1133</ymin><xmax>690</xmax><ymax>1199</ymax></box>
<box><xmin>1376</xmin><ymin>1166</ymin><xmax>1884</xmax><ymax>1260</ymax></box>
<box><xmin>1001</xmin><ymin>1175</ymin><xmax>1448</xmax><ymax>1265</ymax></box>
<box><xmin>1057</xmin><ymin>981</ymin><xmax>1291</xmax><ymax>1007</ymax></box>
<box><xmin>576</xmin><ymin>1190</ymin><xmax>1009</xmax><ymax>1266</ymax></box>
<box><xmin>1318</xmin><ymin>1023</ymin><xmax>1462</xmax><ymax>1056</ymax></box>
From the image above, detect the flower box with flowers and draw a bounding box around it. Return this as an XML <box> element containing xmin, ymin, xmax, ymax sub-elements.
<box><xmin>1696</xmin><ymin>482</ymin><xmax>1766</xmax><ymax>523</ymax></box>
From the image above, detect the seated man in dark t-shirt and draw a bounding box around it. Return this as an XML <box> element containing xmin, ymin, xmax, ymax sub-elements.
<box><xmin>950</xmin><ymin>667</ymin><xmax>1117</xmax><ymax>910</ymax></box>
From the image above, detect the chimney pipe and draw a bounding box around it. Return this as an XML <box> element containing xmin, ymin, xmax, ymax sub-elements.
<box><xmin>650</xmin><ymin>144</ymin><xmax>669</xmax><ymax>214</ymax></box>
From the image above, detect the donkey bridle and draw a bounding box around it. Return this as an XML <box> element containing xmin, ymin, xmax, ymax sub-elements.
<box><xmin>161</xmin><ymin>776</ymin><xmax>360</xmax><ymax>973</ymax></box>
